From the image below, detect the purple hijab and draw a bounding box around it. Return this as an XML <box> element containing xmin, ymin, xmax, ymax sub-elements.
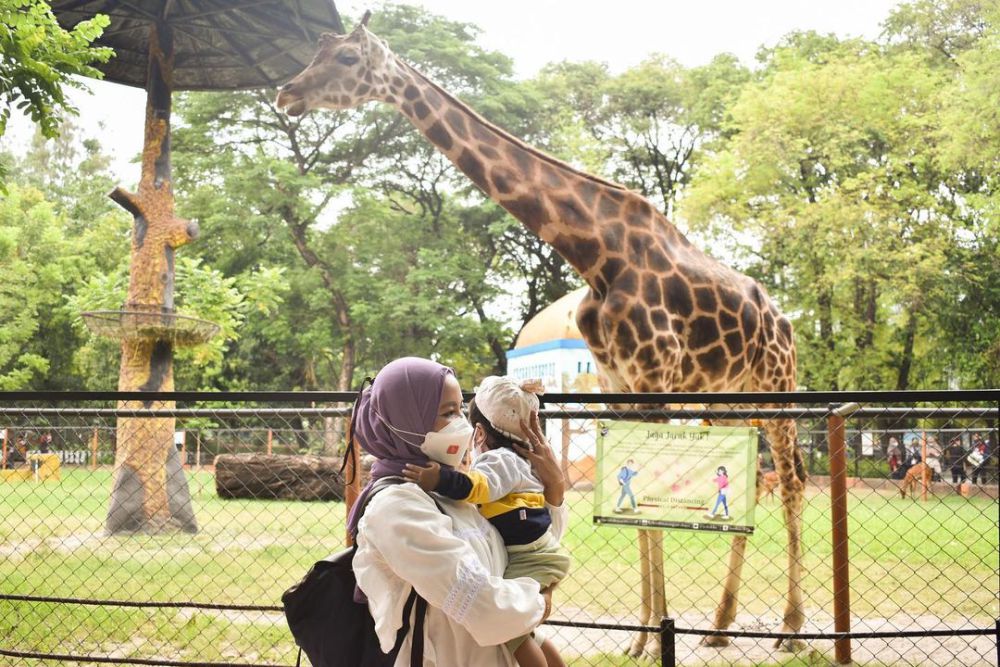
<box><xmin>346</xmin><ymin>357</ymin><xmax>455</xmax><ymax>535</ymax></box>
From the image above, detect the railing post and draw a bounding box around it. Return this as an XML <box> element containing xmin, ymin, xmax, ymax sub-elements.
<box><xmin>828</xmin><ymin>402</ymin><xmax>858</xmax><ymax>665</ymax></box>
<box><xmin>659</xmin><ymin>616</ymin><xmax>675</xmax><ymax>667</ymax></box>
<box><xmin>90</xmin><ymin>428</ymin><xmax>98</xmax><ymax>470</ymax></box>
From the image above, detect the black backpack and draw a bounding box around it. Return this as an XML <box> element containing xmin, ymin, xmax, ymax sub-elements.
<box><xmin>282</xmin><ymin>477</ymin><xmax>434</xmax><ymax>667</ymax></box>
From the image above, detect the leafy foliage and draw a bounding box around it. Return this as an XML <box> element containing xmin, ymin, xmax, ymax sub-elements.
<box><xmin>0</xmin><ymin>0</ymin><xmax>112</xmax><ymax>184</ymax></box>
<box><xmin>1</xmin><ymin>1</ymin><xmax>996</xmax><ymax>391</ymax></box>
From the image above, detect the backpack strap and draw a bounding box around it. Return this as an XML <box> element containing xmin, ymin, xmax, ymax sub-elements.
<box><xmin>354</xmin><ymin>476</ymin><xmax>446</xmax><ymax>666</ymax></box>
<box><xmin>410</xmin><ymin>596</ymin><xmax>428</xmax><ymax>667</ymax></box>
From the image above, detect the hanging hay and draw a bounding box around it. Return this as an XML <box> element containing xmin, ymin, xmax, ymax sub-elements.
<box><xmin>82</xmin><ymin>307</ymin><xmax>220</xmax><ymax>346</ymax></box>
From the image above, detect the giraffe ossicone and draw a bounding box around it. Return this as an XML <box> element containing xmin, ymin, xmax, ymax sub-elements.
<box><xmin>277</xmin><ymin>16</ymin><xmax>807</xmax><ymax>656</ymax></box>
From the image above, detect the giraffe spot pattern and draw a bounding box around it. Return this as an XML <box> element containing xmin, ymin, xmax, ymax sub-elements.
<box><xmin>694</xmin><ymin>286</ymin><xmax>717</xmax><ymax>313</ymax></box>
<box><xmin>689</xmin><ymin>316</ymin><xmax>720</xmax><ymax>349</ymax></box>
<box><xmin>646</xmin><ymin>248</ymin><xmax>672</xmax><ymax>272</ymax></box>
<box><xmin>724</xmin><ymin>331</ymin><xmax>744</xmax><ymax>357</ymax></box>
<box><xmin>601</xmin><ymin>224</ymin><xmax>624</xmax><ymax>253</ymax></box>
<box><xmin>719</xmin><ymin>310</ymin><xmax>739</xmax><ymax>331</ymax></box>
<box><xmin>505</xmin><ymin>196</ymin><xmax>546</xmax><ymax>233</ymax></box>
<box><xmin>508</xmin><ymin>145</ymin><xmax>535</xmax><ymax>180</ymax></box>
<box><xmin>555</xmin><ymin>196</ymin><xmax>591</xmax><ymax>231</ymax></box>
<box><xmin>491</xmin><ymin>166</ymin><xmax>517</xmax><ymax>195</ymax></box>
<box><xmin>697</xmin><ymin>345</ymin><xmax>727</xmax><ymax>376</ymax></box>
<box><xmin>719</xmin><ymin>286</ymin><xmax>742</xmax><ymax>313</ymax></box>
<box><xmin>445</xmin><ymin>109</ymin><xmax>469</xmax><ymax>141</ymax></box>
<box><xmin>598</xmin><ymin>195</ymin><xmax>620</xmax><ymax>218</ymax></box>
<box><xmin>600</xmin><ymin>257</ymin><xmax>625</xmax><ymax>284</ymax></box>
<box><xmin>629</xmin><ymin>306</ymin><xmax>654</xmax><ymax>342</ymax></box>
<box><xmin>471</xmin><ymin>122</ymin><xmax>497</xmax><ymax>145</ymax></box>
<box><xmin>542</xmin><ymin>165</ymin><xmax>565</xmax><ymax>189</ymax></box>
<box><xmin>664</xmin><ymin>274</ymin><xmax>694</xmax><ymax>318</ymax></box>
<box><xmin>642</xmin><ymin>274</ymin><xmax>662</xmax><ymax>306</ymax></box>
<box><xmin>425</xmin><ymin>121</ymin><xmax>452</xmax><ymax>149</ymax></box>
<box><xmin>576</xmin><ymin>181</ymin><xmax>598</xmax><ymax>209</ymax></box>
<box><xmin>626</xmin><ymin>233</ymin><xmax>646</xmax><ymax>266</ymax></box>
<box><xmin>424</xmin><ymin>88</ymin><xmax>443</xmax><ymax>109</ymax></box>
<box><xmin>458</xmin><ymin>150</ymin><xmax>488</xmax><ymax>192</ymax></box>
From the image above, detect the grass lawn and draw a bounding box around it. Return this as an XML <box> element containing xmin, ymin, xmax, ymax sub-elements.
<box><xmin>1</xmin><ymin>468</ymin><xmax>996</xmax><ymax>666</ymax></box>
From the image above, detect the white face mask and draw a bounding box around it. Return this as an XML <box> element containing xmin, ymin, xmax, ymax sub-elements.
<box><xmin>420</xmin><ymin>418</ymin><xmax>474</xmax><ymax>468</ymax></box>
<box><xmin>377</xmin><ymin>412</ymin><xmax>474</xmax><ymax>468</ymax></box>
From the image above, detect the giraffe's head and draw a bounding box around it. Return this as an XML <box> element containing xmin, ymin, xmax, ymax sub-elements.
<box><xmin>275</xmin><ymin>12</ymin><xmax>392</xmax><ymax>116</ymax></box>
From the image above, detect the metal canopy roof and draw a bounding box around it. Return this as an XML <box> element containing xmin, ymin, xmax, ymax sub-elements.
<box><xmin>51</xmin><ymin>0</ymin><xmax>344</xmax><ymax>91</ymax></box>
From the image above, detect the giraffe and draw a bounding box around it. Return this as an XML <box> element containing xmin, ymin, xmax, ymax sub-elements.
<box><xmin>276</xmin><ymin>14</ymin><xmax>807</xmax><ymax>655</ymax></box>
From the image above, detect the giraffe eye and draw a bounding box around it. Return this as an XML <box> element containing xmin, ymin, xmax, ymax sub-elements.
<box><xmin>336</xmin><ymin>53</ymin><xmax>360</xmax><ymax>66</ymax></box>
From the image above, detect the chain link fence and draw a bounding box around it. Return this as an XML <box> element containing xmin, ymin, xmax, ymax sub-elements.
<box><xmin>1</xmin><ymin>390</ymin><xmax>997</xmax><ymax>666</ymax></box>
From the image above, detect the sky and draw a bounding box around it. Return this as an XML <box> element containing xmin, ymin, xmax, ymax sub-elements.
<box><xmin>2</xmin><ymin>0</ymin><xmax>904</xmax><ymax>184</ymax></box>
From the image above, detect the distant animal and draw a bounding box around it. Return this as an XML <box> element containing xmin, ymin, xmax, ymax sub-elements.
<box><xmin>900</xmin><ymin>462</ymin><xmax>932</xmax><ymax>499</ymax></box>
<box><xmin>757</xmin><ymin>470</ymin><xmax>780</xmax><ymax>503</ymax></box>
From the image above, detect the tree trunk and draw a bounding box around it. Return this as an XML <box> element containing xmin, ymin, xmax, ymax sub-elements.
<box><xmin>896</xmin><ymin>308</ymin><xmax>919</xmax><ymax>390</ymax></box>
<box><xmin>215</xmin><ymin>454</ymin><xmax>344</xmax><ymax>501</ymax></box>
<box><xmin>106</xmin><ymin>23</ymin><xmax>198</xmax><ymax>534</ymax></box>
<box><xmin>817</xmin><ymin>289</ymin><xmax>838</xmax><ymax>390</ymax></box>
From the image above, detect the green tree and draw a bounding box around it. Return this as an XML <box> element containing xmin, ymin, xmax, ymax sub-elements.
<box><xmin>172</xmin><ymin>5</ymin><xmax>577</xmax><ymax>390</ymax></box>
<box><xmin>532</xmin><ymin>54</ymin><xmax>750</xmax><ymax>218</ymax></box>
<box><xmin>682</xmin><ymin>19</ymin><xmax>997</xmax><ymax>389</ymax></box>
<box><xmin>0</xmin><ymin>0</ymin><xmax>111</xmax><ymax>183</ymax></box>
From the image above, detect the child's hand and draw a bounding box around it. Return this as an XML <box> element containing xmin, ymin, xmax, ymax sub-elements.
<box><xmin>403</xmin><ymin>461</ymin><xmax>441</xmax><ymax>492</ymax></box>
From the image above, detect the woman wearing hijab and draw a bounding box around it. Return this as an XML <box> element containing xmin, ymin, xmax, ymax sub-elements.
<box><xmin>350</xmin><ymin>357</ymin><xmax>566</xmax><ymax>666</ymax></box>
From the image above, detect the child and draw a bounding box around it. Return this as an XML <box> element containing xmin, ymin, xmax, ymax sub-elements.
<box><xmin>707</xmin><ymin>465</ymin><xmax>730</xmax><ymax>520</ymax></box>
<box><xmin>404</xmin><ymin>376</ymin><xmax>570</xmax><ymax>667</ymax></box>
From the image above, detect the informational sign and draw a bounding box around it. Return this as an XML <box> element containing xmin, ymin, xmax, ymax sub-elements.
<box><xmin>594</xmin><ymin>421</ymin><xmax>757</xmax><ymax>534</ymax></box>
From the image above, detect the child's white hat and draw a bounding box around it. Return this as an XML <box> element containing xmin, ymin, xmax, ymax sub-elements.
<box><xmin>474</xmin><ymin>376</ymin><xmax>544</xmax><ymax>444</ymax></box>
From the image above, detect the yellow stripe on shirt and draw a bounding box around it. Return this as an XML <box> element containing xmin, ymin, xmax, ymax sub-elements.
<box><xmin>478</xmin><ymin>492</ymin><xmax>546</xmax><ymax>520</ymax></box>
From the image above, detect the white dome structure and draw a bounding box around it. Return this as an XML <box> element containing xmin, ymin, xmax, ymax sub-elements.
<box><xmin>506</xmin><ymin>286</ymin><xmax>599</xmax><ymax>468</ymax></box>
<box><xmin>507</xmin><ymin>287</ymin><xmax>596</xmax><ymax>391</ymax></box>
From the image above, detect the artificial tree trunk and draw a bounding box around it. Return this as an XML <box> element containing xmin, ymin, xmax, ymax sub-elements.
<box><xmin>106</xmin><ymin>22</ymin><xmax>199</xmax><ymax>534</ymax></box>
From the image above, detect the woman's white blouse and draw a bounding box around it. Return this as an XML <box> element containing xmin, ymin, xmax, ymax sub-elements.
<box><xmin>354</xmin><ymin>482</ymin><xmax>567</xmax><ymax>666</ymax></box>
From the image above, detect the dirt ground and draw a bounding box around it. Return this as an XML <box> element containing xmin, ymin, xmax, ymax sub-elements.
<box><xmin>546</xmin><ymin>608</ymin><xmax>998</xmax><ymax>666</ymax></box>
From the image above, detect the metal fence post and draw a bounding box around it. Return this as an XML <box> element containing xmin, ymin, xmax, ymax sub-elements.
<box><xmin>660</xmin><ymin>616</ymin><xmax>675</xmax><ymax>667</ymax></box>
<box><xmin>829</xmin><ymin>402</ymin><xmax>858</xmax><ymax>665</ymax></box>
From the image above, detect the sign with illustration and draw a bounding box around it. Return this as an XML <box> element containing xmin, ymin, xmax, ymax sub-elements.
<box><xmin>594</xmin><ymin>421</ymin><xmax>758</xmax><ymax>534</ymax></box>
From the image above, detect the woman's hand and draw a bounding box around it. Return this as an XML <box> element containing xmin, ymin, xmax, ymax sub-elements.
<box><xmin>513</xmin><ymin>411</ymin><xmax>564</xmax><ymax>507</ymax></box>
<box><xmin>402</xmin><ymin>461</ymin><xmax>441</xmax><ymax>493</ymax></box>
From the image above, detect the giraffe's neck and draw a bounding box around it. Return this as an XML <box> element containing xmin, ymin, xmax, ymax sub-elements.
<box><xmin>382</xmin><ymin>58</ymin><xmax>669</xmax><ymax>286</ymax></box>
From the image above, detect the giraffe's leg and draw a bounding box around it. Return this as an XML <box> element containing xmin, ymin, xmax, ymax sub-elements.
<box><xmin>700</xmin><ymin>534</ymin><xmax>748</xmax><ymax>647</ymax></box>
<box><xmin>628</xmin><ymin>529</ymin><xmax>653</xmax><ymax>657</ymax></box>
<box><xmin>644</xmin><ymin>529</ymin><xmax>666</xmax><ymax>658</ymax></box>
<box><xmin>769</xmin><ymin>417</ymin><xmax>807</xmax><ymax>652</ymax></box>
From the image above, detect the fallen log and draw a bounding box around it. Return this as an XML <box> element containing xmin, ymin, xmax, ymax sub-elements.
<box><xmin>214</xmin><ymin>453</ymin><xmax>344</xmax><ymax>501</ymax></box>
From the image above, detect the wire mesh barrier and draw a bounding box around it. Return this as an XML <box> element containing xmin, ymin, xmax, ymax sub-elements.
<box><xmin>0</xmin><ymin>390</ymin><xmax>997</xmax><ymax>666</ymax></box>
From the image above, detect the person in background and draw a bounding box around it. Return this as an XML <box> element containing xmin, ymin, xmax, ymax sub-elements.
<box><xmin>887</xmin><ymin>438</ymin><xmax>900</xmax><ymax>477</ymax></box>
<box><xmin>945</xmin><ymin>437</ymin><xmax>967</xmax><ymax>486</ymax></box>
<box><xmin>969</xmin><ymin>434</ymin><xmax>989</xmax><ymax>485</ymax></box>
